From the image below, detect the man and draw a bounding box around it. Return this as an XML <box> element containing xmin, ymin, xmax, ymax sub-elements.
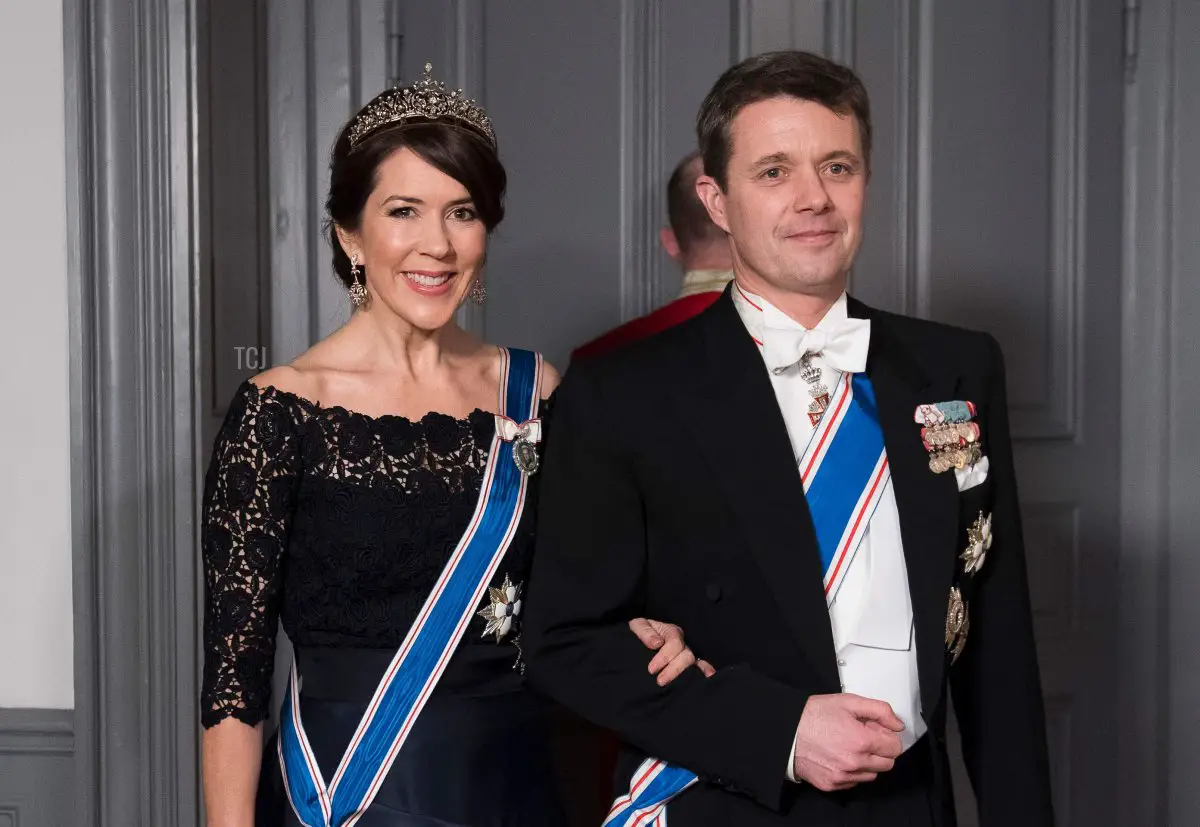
<box><xmin>572</xmin><ymin>151</ymin><xmax>733</xmax><ymax>361</ymax></box>
<box><xmin>525</xmin><ymin>51</ymin><xmax>1053</xmax><ymax>826</ymax></box>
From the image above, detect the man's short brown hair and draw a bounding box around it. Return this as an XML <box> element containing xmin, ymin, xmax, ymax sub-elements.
<box><xmin>697</xmin><ymin>50</ymin><xmax>872</xmax><ymax>189</ymax></box>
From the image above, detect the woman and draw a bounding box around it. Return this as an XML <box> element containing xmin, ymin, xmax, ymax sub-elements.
<box><xmin>200</xmin><ymin>65</ymin><xmax>705</xmax><ymax>827</ymax></box>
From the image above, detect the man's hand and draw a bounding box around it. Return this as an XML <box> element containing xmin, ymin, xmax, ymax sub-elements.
<box><xmin>791</xmin><ymin>694</ymin><xmax>905</xmax><ymax>791</ymax></box>
<box><xmin>629</xmin><ymin>618</ymin><xmax>717</xmax><ymax>686</ymax></box>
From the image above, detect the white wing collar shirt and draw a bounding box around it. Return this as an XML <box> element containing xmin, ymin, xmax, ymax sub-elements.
<box><xmin>730</xmin><ymin>284</ymin><xmax>926</xmax><ymax>780</ymax></box>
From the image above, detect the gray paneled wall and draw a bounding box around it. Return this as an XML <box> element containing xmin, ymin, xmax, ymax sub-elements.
<box><xmin>0</xmin><ymin>711</ymin><xmax>74</xmax><ymax>827</ymax></box>
<box><xmin>263</xmin><ymin>0</ymin><xmax>750</xmax><ymax>370</ymax></box>
<box><xmin>54</xmin><ymin>0</ymin><xmax>1186</xmax><ymax>824</ymax></box>
<box><xmin>259</xmin><ymin>0</ymin><xmax>902</xmax><ymax>369</ymax></box>
<box><xmin>268</xmin><ymin>0</ymin><xmax>392</xmax><ymax>369</ymax></box>
<box><xmin>202</xmin><ymin>0</ymin><xmax>272</xmax><ymax>458</ymax></box>
<box><xmin>480</xmin><ymin>0</ymin><xmax>746</xmax><ymax>367</ymax></box>
<box><xmin>64</xmin><ymin>0</ymin><xmax>203</xmax><ymax>823</ymax></box>
<box><xmin>1165</xmin><ymin>1</ymin><xmax>1200</xmax><ymax>822</ymax></box>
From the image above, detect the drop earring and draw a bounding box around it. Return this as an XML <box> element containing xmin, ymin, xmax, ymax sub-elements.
<box><xmin>348</xmin><ymin>255</ymin><xmax>368</xmax><ymax>307</ymax></box>
<box><xmin>469</xmin><ymin>278</ymin><xmax>487</xmax><ymax>306</ymax></box>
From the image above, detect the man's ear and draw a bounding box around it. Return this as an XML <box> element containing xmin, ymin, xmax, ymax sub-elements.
<box><xmin>695</xmin><ymin>175</ymin><xmax>731</xmax><ymax>234</ymax></box>
<box><xmin>660</xmin><ymin>226</ymin><xmax>682</xmax><ymax>262</ymax></box>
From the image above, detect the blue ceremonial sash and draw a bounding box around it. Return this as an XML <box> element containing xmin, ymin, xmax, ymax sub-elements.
<box><xmin>797</xmin><ymin>373</ymin><xmax>891</xmax><ymax>604</ymax></box>
<box><xmin>279</xmin><ymin>348</ymin><xmax>542</xmax><ymax>827</ymax></box>
<box><xmin>603</xmin><ymin>373</ymin><xmax>890</xmax><ymax>824</ymax></box>
<box><xmin>602</xmin><ymin>758</ymin><xmax>697</xmax><ymax>827</ymax></box>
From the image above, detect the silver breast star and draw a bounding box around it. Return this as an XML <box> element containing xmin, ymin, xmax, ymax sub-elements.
<box><xmin>477</xmin><ymin>573</ymin><xmax>523</xmax><ymax>642</ymax></box>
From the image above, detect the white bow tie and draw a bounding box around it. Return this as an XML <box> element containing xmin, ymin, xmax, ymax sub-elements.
<box><xmin>761</xmin><ymin>318</ymin><xmax>871</xmax><ymax>374</ymax></box>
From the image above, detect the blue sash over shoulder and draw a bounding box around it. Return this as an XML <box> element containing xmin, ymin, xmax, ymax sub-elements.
<box><xmin>279</xmin><ymin>348</ymin><xmax>543</xmax><ymax>827</ymax></box>
<box><xmin>604</xmin><ymin>373</ymin><xmax>890</xmax><ymax>825</ymax></box>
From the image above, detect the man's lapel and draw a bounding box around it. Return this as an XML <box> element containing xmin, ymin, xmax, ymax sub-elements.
<box><xmin>674</xmin><ymin>290</ymin><xmax>841</xmax><ymax>690</ymax></box>
<box><xmin>850</xmin><ymin>297</ymin><xmax>961</xmax><ymax>716</ymax></box>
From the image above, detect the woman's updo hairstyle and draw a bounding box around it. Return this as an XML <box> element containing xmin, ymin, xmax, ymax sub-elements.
<box><xmin>325</xmin><ymin>83</ymin><xmax>507</xmax><ymax>290</ymax></box>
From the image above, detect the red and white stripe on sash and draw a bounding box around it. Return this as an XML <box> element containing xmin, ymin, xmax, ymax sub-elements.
<box><xmin>604</xmin><ymin>757</ymin><xmax>697</xmax><ymax>827</ymax></box>
<box><xmin>796</xmin><ymin>373</ymin><xmax>890</xmax><ymax>605</ymax></box>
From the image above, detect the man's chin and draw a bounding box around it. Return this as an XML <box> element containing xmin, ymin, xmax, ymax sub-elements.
<box><xmin>778</xmin><ymin>266</ymin><xmax>848</xmax><ymax>296</ymax></box>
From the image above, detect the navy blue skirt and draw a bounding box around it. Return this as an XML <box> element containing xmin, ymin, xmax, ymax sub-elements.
<box><xmin>258</xmin><ymin>646</ymin><xmax>567</xmax><ymax>827</ymax></box>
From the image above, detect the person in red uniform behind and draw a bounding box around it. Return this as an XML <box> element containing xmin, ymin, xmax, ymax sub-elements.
<box><xmin>572</xmin><ymin>150</ymin><xmax>733</xmax><ymax>361</ymax></box>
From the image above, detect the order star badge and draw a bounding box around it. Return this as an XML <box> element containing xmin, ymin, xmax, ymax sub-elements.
<box><xmin>962</xmin><ymin>511</ymin><xmax>993</xmax><ymax>576</ymax></box>
<box><xmin>477</xmin><ymin>574</ymin><xmax>523</xmax><ymax>643</ymax></box>
<box><xmin>945</xmin><ymin>586</ymin><xmax>969</xmax><ymax>663</ymax></box>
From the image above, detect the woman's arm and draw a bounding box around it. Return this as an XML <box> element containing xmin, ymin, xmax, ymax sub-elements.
<box><xmin>203</xmin><ymin>719</ymin><xmax>264</xmax><ymax>827</ymax></box>
<box><xmin>200</xmin><ymin>376</ymin><xmax>302</xmax><ymax>824</ymax></box>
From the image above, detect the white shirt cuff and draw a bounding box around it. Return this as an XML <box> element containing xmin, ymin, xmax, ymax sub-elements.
<box><xmin>786</xmin><ymin>726</ymin><xmax>800</xmax><ymax>783</ymax></box>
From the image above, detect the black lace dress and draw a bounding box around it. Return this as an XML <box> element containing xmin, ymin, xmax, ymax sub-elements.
<box><xmin>200</xmin><ymin>380</ymin><xmax>565</xmax><ymax>827</ymax></box>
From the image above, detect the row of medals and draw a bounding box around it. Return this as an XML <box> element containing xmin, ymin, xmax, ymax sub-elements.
<box><xmin>919</xmin><ymin>408</ymin><xmax>980</xmax><ymax>661</ymax></box>
<box><xmin>923</xmin><ymin>422</ymin><xmax>982</xmax><ymax>474</ymax></box>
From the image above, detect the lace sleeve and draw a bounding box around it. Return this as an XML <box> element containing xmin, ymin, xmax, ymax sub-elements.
<box><xmin>200</xmin><ymin>383</ymin><xmax>301</xmax><ymax>728</ymax></box>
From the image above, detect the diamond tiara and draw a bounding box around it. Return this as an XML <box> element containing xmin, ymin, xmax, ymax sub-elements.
<box><xmin>347</xmin><ymin>62</ymin><xmax>496</xmax><ymax>149</ymax></box>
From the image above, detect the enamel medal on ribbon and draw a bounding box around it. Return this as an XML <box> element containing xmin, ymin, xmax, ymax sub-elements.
<box><xmin>498</xmin><ymin>418</ymin><xmax>541</xmax><ymax>476</ymax></box>
<box><xmin>513</xmin><ymin>428</ymin><xmax>539</xmax><ymax>475</ymax></box>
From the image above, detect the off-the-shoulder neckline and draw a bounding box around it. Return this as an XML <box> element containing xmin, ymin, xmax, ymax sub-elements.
<box><xmin>241</xmin><ymin>379</ymin><xmax>550</xmax><ymax>427</ymax></box>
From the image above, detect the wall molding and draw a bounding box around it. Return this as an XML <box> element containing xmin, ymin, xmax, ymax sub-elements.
<box><xmin>268</xmin><ymin>0</ymin><xmax>318</xmax><ymax>366</ymax></box>
<box><xmin>824</xmin><ymin>0</ymin><xmax>856</xmax><ymax>65</ymax></box>
<box><xmin>1010</xmin><ymin>0</ymin><xmax>1087</xmax><ymax>441</ymax></box>
<box><xmin>451</xmin><ymin>0</ymin><xmax>488</xmax><ymax>338</ymax></box>
<box><xmin>0</xmin><ymin>710</ymin><xmax>75</xmax><ymax>827</ymax></box>
<box><xmin>1116</xmin><ymin>0</ymin><xmax>1172</xmax><ymax>821</ymax></box>
<box><xmin>618</xmin><ymin>0</ymin><xmax>665</xmax><ymax>321</ymax></box>
<box><xmin>0</xmin><ymin>710</ymin><xmax>74</xmax><ymax>758</ymax></box>
<box><xmin>903</xmin><ymin>0</ymin><xmax>935</xmax><ymax>319</ymax></box>
<box><xmin>893</xmin><ymin>0</ymin><xmax>933</xmax><ymax>317</ymax></box>
<box><xmin>63</xmin><ymin>0</ymin><xmax>203</xmax><ymax>824</ymax></box>
<box><xmin>742</xmin><ymin>0</ymin><xmax>826</xmax><ymax>57</ymax></box>
<box><xmin>731</xmin><ymin>0</ymin><xmax>751</xmax><ymax>60</ymax></box>
<box><xmin>899</xmin><ymin>0</ymin><xmax>1085</xmax><ymax>444</ymax></box>
<box><xmin>902</xmin><ymin>0</ymin><xmax>1086</xmax><ymax>439</ymax></box>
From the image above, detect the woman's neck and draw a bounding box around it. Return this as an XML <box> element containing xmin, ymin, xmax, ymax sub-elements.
<box><xmin>341</xmin><ymin>306</ymin><xmax>476</xmax><ymax>379</ymax></box>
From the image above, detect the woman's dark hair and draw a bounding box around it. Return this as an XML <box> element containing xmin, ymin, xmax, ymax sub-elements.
<box><xmin>325</xmin><ymin>104</ymin><xmax>507</xmax><ymax>289</ymax></box>
<box><xmin>697</xmin><ymin>50</ymin><xmax>872</xmax><ymax>189</ymax></box>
